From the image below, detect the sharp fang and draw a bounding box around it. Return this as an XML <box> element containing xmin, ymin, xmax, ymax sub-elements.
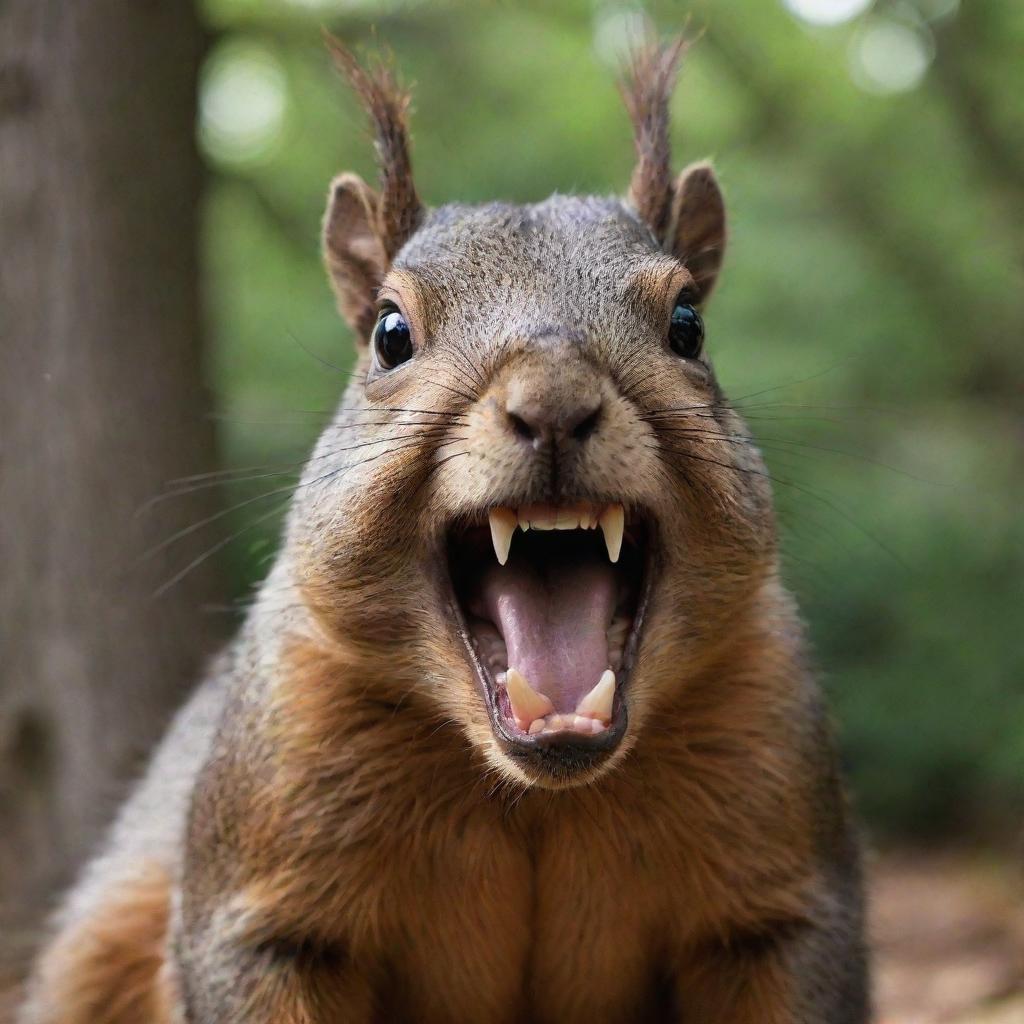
<box><xmin>576</xmin><ymin>669</ymin><xmax>615</xmax><ymax>723</ymax></box>
<box><xmin>506</xmin><ymin>668</ymin><xmax>554</xmax><ymax>729</ymax></box>
<box><xmin>599</xmin><ymin>505</ymin><xmax>624</xmax><ymax>563</ymax></box>
<box><xmin>488</xmin><ymin>507</ymin><xmax>517</xmax><ymax>565</ymax></box>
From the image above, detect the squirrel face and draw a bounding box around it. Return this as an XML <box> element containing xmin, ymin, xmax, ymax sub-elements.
<box><xmin>287</xmin><ymin>39</ymin><xmax>776</xmax><ymax>789</ymax></box>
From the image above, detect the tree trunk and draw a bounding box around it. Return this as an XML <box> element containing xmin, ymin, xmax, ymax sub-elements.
<box><xmin>0</xmin><ymin>0</ymin><xmax>223</xmax><ymax>960</ymax></box>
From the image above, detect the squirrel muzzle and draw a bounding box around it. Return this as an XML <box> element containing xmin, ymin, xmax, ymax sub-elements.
<box><xmin>434</xmin><ymin>340</ymin><xmax>661</xmax><ymax>787</ymax></box>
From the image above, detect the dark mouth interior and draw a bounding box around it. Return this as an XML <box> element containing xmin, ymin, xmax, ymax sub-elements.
<box><xmin>447</xmin><ymin>513</ymin><xmax>647</xmax><ymax>739</ymax></box>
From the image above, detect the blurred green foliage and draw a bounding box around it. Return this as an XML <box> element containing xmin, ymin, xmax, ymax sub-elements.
<box><xmin>195</xmin><ymin>0</ymin><xmax>1023</xmax><ymax>841</ymax></box>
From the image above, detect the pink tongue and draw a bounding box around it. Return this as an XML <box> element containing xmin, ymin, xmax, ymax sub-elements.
<box><xmin>479</xmin><ymin>557</ymin><xmax>616</xmax><ymax>713</ymax></box>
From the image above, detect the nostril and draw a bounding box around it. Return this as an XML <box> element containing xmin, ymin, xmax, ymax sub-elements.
<box><xmin>504</xmin><ymin>387</ymin><xmax>602</xmax><ymax>446</ymax></box>
<box><xmin>504</xmin><ymin>399</ymin><xmax>602</xmax><ymax>445</ymax></box>
<box><xmin>507</xmin><ymin>410</ymin><xmax>539</xmax><ymax>442</ymax></box>
<box><xmin>571</xmin><ymin>403</ymin><xmax>602</xmax><ymax>441</ymax></box>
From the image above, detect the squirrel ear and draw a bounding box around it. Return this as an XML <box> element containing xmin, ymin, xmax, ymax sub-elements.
<box><xmin>668</xmin><ymin>161</ymin><xmax>727</xmax><ymax>303</ymax></box>
<box><xmin>322</xmin><ymin>172</ymin><xmax>388</xmax><ymax>340</ymax></box>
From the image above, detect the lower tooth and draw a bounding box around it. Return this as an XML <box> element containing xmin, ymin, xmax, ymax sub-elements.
<box><xmin>505</xmin><ymin>668</ymin><xmax>555</xmax><ymax>730</ymax></box>
<box><xmin>524</xmin><ymin>708</ymin><xmax>614</xmax><ymax>737</ymax></box>
<box><xmin>576</xmin><ymin>669</ymin><xmax>616</xmax><ymax>722</ymax></box>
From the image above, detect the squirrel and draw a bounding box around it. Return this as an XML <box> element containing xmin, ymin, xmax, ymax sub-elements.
<box><xmin>17</xmin><ymin>35</ymin><xmax>869</xmax><ymax>1024</ymax></box>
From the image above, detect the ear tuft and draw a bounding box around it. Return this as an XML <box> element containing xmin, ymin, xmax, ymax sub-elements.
<box><xmin>324</xmin><ymin>33</ymin><xmax>423</xmax><ymax>262</ymax></box>
<box><xmin>322</xmin><ymin>172</ymin><xmax>387</xmax><ymax>339</ymax></box>
<box><xmin>618</xmin><ymin>36</ymin><xmax>688</xmax><ymax>244</ymax></box>
<box><xmin>669</xmin><ymin>161</ymin><xmax>727</xmax><ymax>303</ymax></box>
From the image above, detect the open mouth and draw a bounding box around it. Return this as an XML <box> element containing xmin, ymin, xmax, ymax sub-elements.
<box><xmin>446</xmin><ymin>501</ymin><xmax>652</xmax><ymax>773</ymax></box>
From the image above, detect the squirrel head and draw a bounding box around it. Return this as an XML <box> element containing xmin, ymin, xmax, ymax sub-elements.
<box><xmin>286</xmin><ymin>36</ymin><xmax>776</xmax><ymax>790</ymax></box>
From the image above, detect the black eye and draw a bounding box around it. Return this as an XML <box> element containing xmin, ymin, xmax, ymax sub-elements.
<box><xmin>372</xmin><ymin>307</ymin><xmax>413</xmax><ymax>370</ymax></box>
<box><xmin>668</xmin><ymin>296</ymin><xmax>704</xmax><ymax>359</ymax></box>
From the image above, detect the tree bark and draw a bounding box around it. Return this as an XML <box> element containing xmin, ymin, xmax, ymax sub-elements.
<box><xmin>0</xmin><ymin>0</ymin><xmax>223</xmax><ymax>958</ymax></box>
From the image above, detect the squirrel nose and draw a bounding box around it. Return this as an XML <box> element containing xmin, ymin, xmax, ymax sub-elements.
<box><xmin>505</xmin><ymin>388</ymin><xmax>603</xmax><ymax>446</ymax></box>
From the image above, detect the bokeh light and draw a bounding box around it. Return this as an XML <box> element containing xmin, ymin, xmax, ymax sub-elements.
<box><xmin>783</xmin><ymin>0</ymin><xmax>873</xmax><ymax>27</ymax></box>
<box><xmin>200</xmin><ymin>41</ymin><xmax>287</xmax><ymax>165</ymax></box>
<box><xmin>849</xmin><ymin>17</ymin><xmax>933</xmax><ymax>94</ymax></box>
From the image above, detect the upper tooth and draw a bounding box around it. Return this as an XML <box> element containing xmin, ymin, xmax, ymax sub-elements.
<box><xmin>576</xmin><ymin>669</ymin><xmax>616</xmax><ymax>722</ymax></box>
<box><xmin>488</xmin><ymin>507</ymin><xmax>517</xmax><ymax>565</ymax></box>
<box><xmin>502</xmin><ymin>503</ymin><xmax>624</xmax><ymax>547</ymax></box>
<box><xmin>555</xmin><ymin>508</ymin><xmax>579</xmax><ymax>530</ymax></box>
<box><xmin>599</xmin><ymin>504</ymin><xmax>624</xmax><ymax>562</ymax></box>
<box><xmin>505</xmin><ymin>668</ymin><xmax>554</xmax><ymax>729</ymax></box>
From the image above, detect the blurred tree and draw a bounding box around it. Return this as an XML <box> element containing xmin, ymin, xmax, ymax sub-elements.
<box><xmin>0</xmin><ymin>0</ymin><xmax>224</xmax><ymax>961</ymax></box>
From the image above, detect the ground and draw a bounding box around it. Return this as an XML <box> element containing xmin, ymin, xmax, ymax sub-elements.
<box><xmin>872</xmin><ymin>850</ymin><xmax>1024</xmax><ymax>1023</ymax></box>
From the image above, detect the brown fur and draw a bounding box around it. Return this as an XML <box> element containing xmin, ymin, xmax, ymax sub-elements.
<box><xmin>20</xmin><ymin>37</ymin><xmax>868</xmax><ymax>1024</ymax></box>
